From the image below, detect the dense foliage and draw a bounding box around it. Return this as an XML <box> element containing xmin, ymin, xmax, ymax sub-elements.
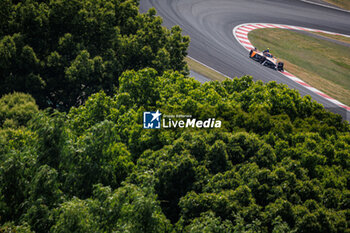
<box><xmin>0</xmin><ymin>0</ymin><xmax>189</xmax><ymax>110</ymax></box>
<box><xmin>1</xmin><ymin>68</ymin><xmax>349</xmax><ymax>232</ymax></box>
<box><xmin>1</xmin><ymin>0</ymin><xmax>349</xmax><ymax>232</ymax></box>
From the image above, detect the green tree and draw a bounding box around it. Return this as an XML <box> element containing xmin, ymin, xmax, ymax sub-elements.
<box><xmin>30</xmin><ymin>111</ymin><xmax>67</xmax><ymax>169</ymax></box>
<box><xmin>182</xmin><ymin>211</ymin><xmax>234</xmax><ymax>233</ymax></box>
<box><xmin>206</xmin><ymin>140</ymin><xmax>231</xmax><ymax>173</ymax></box>
<box><xmin>51</xmin><ymin>198</ymin><xmax>99</xmax><ymax>233</ymax></box>
<box><xmin>90</xmin><ymin>184</ymin><xmax>172</xmax><ymax>233</ymax></box>
<box><xmin>0</xmin><ymin>151</ymin><xmax>36</xmax><ymax>222</ymax></box>
<box><xmin>119</xmin><ymin>68</ymin><xmax>161</xmax><ymax>107</ymax></box>
<box><xmin>62</xmin><ymin>120</ymin><xmax>133</xmax><ymax>198</ymax></box>
<box><xmin>0</xmin><ymin>0</ymin><xmax>189</xmax><ymax>110</ymax></box>
<box><xmin>0</xmin><ymin>92</ymin><xmax>39</xmax><ymax>128</ymax></box>
<box><xmin>155</xmin><ymin>153</ymin><xmax>197</xmax><ymax>223</ymax></box>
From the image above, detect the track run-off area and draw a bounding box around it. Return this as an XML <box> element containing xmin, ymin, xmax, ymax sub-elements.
<box><xmin>139</xmin><ymin>0</ymin><xmax>350</xmax><ymax>120</ymax></box>
<box><xmin>233</xmin><ymin>23</ymin><xmax>350</xmax><ymax>112</ymax></box>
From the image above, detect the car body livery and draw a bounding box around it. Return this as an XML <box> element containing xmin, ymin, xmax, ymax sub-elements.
<box><xmin>249</xmin><ymin>49</ymin><xmax>284</xmax><ymax>72</ymax></box>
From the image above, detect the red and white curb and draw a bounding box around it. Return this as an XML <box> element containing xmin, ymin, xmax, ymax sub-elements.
<box><xmin>233</xmin><ymin>23</ymin><xmax>350</xmax><ymax>112</ymax></box>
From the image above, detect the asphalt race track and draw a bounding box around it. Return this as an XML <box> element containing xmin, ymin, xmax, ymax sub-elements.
<box><xmin>139</xmin><ymin>0</ymin><xmax>350</xmax><ymax>120</ymax></box>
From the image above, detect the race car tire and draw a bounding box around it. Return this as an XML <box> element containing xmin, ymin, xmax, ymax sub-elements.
<box><xmin>277</xmin><ymin>62</ymin><xmax>284</xmax><ymax>71</ymax></box>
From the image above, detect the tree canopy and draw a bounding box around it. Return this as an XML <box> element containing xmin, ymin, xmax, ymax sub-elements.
<box><xmin>0</xmin><ymin>0</ymin><xmax>189</xmax><ymax>110</ymax></box>
<box><xmin>1</xmin><ymin>68</ymin><xmax>349</xmax><ymax>232</ymax></box>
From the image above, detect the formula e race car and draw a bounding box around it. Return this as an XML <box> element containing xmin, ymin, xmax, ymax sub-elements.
<box><xmin>249</xmin><ymin>48</ymin><xmax>284</xmax><ymax>72</ymax></box>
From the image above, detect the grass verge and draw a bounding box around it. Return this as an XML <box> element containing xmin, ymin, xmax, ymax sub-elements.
<box><xmin>312</xmin><ymin>32</ymin><xmax>350</xmax><ymax>44</ymax></box>
<box><xmin>323</xmin><ymin>0</ymin><xmax>350</xmax><ymax>10</ymax></box>
<box><xmin>185</xmin><ymin>57</ymin><xmax>228</xmax><ymax>82</ymax></box>
<box><xmin>248</xmin><ymin>28</ymin><xmax>350</xmax><ymax>106</ymax></box>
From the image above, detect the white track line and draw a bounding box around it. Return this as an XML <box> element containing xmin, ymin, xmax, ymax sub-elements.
<box><xmin>233</xmin><ymin>23</ymin><xmax>350</xmax><ymax>112</ymax></box>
